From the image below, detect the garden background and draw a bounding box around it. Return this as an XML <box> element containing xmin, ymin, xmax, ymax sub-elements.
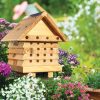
<box><xmin>0</xmin><ymin>0</ymin><xmax>100</xmax><ymax>99</ymax></box>
<box><xmin>0</xmin><ymin>0</ymin><xmax>100</xmax><ymax>74</ymax></box>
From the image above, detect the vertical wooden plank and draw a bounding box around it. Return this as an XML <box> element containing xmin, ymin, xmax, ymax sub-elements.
<box><xmin>32</xmin><ymin>73</ymin><xmax>36</xmax><ymax>77</ymax></box>
<box><xmin>48</xmin><ymin>72</ymin><xmax>53</xmax><ymax>78</ymax></box>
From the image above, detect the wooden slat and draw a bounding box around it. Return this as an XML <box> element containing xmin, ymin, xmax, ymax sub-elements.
<box><xmin>8</xmin><ymin>42</ymin><xmax>58</xmax><ymax>48</ymax></box>
<box><xmin>11</xmin><ymin>65</ymin><xmax>62</xmax><ymax>73</ymax></box>
<box><xmin>8</xmin><ymin>59</ymin><xmax>59</xmax><ymax>66</ymax></box>
<box><xmin>21</xmin><ymin>35</ymin><xmax>61</xmax><ymax>42</ymax></box>
<box><xmin>8</xmin><ymin>48</ymin><xmax>58</xmax><ymax>54</ymax></box>
<box><xmin>8</xmin><ymin>53</ymin><xmax>58</xmax><ymax>60</ymax></box>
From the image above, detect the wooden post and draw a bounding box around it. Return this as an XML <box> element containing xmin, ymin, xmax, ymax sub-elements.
<box><xmin>48</xmin><ymin>72</ymin><xmax>53</xmax><ymax>78</ymax></box>
<box><xmin>32</xmin><ymin>73</ymin><xmax>36</xmax><ymax>77</ymax></box>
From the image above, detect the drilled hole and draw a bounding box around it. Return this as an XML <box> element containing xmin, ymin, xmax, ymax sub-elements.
<box><xmin>44</xmin><ymin>43</ymin><xmax>46</xmax><ymax>45</ymax></box>
<box><xmin>50</xmin><ymin>59</ymin><xmax>53</xmax><ymax>62</ymax></box>
<box><xmin>46</xmin><ymin>37</ymin><xmax>49</xmax><ymax>39</ymax></box>
<box><xmin>51</xmin><ymin>48</ymin><xmax>53</xmax><ymax>50</ymax></box>
<box><xmin>44</xmin><ymin>54</ymin><xmax>46</xmax><ymax>56</ymax></box>
<box><xmin>37</xmin><ymin>48</ymin><xmax>40</xmax><ymax>50</ymax></box>
<box><xmin>30</xmin><ymin>42</ymin><xmax>33</xmax><ymax>45</ymax></box>
<box><xmin>30</xmin><ymin>60</ymin><xmax>32</xmax><ymax>63</ymax></box>
<box><xmin>43</xmin><ymin>59</ymin><xmax>46</xmax><ymax>62</ymax></box>
<box><xmin>30</xmin><ymin>54</ymin><xmax>32</xmax><ymax>56</ymax></box>
<box><xmin>25</xmin><ymin>25</ymin><xmax>27</xmax><ymax>28</ymax></box>
<box><xmin>44</xmin><ymin>48</ymin><xmax>46</xmax><ymax>50</ymax></box>
<box><xmin>37</xmin><ymin>54</ymin><xmax>39</xmax><ymax>56</ymax></box>
<box><xmin>36</xmin><ymin>36</ymin><xmax>39</xmax><ymax>39</ymax></box>
<box><xmin>37</xmin><ymin>60</ymin><xmax>39</xmax><ymax>62</ymax></box>
<box><xmin>25</xmin><ymin>36</ymin><xmax>28</xmax><ymax>39</ymax></box>
<box><xmin>56</xmin><ymin>37</ymin><xmax>59</xmax><ymax>40</ymax></box>
<box><xmin>13</xmin><ymin>54</ymin><xmax>16</xmax><ymax>57</ymax></box>
<box><xmin>50</xmin><ymin>54</ymin><xmax>53</xmax><ymax>56</ymax></box>
<box><xmin>37</xmin><ymin>43</ymin><xmax>39</xmax><ymax>45</ymax></box>
<box><xmin>51</xmin><ymin>43</ymin><xmax>53</xmax><ymax>45</ymax></box>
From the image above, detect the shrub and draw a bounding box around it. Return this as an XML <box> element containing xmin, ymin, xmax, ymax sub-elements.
<box><xmin>86</xmin><ymin>72</ymin><xmax>100</xmax><ymax>89</ymax></box>
<box><xmin>1</xmin><ymin>74</ymin><xmax>46</xmax><ymax>100</ymax></box>
<box><xmin>52</xmin><ymin>77</ymin><xmax>90</xmax><ymax>100</ymax></box>
<box><xmin>0</xmin><ymin>18</ymin><xmax>17</xmax><ymax>62</ymax></box>
<box><xmin>58</xmin><ymin>49</ymin><xmax>79</xmax><ymax>76</ymax></box>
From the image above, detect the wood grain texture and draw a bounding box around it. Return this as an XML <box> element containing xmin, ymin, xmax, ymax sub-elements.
<box><xmin>2</xmin><ymin>12</ymin><xmax>67</xmax><ymax>42</ymax></box>
<box><xmin>11</xmin><ymin>65</ymin><xmax>62</xmax><ymax>73</ymax></box>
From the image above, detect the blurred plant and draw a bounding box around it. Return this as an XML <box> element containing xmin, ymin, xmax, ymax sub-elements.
<box><xmin>51</xmin><ymin>77</ymin><xmax>90</xmax><ymax>100</ymax></box>
<box><xmin>0</xmin><ymin>18</ymin><xmax>17</xmax><ymax>62</ymax></box>
<box><xmin>71</xmin><ymin>66</ymin><xmax>89</xmax><ymax>83</ymax></box>
<box><xmin>58</xmin><ymin>0</ymin><xmax>100</xmax><ymax>68</ymax></box>
<box><xmin>86</xmin><ymin>71</ymin><xmax>100</xmax><ymax>89</ymax></box>
<box><xmin>43</xmin><ymin>78</ymin><xmax>60</xmax><ymax>100</ymax></box>
<box><xmin>0</xmin><ymin>61</ymin><xmax>12</xmax><ymax>97</ymax></box>
<box><xmin>13</xmin><ymin>1</ymin><xmax>28</xmax><ymax>20</ymax></box>
<box><xmin>1</xmin><ymin>74</ymin><xmax>46</xmax><ymax>100</ymax></box>
<box><xmin>59</xmin><ymin>49</ymin><xmax>79</xmax><ymax>76</ymax></box>
<box><xmin>0</xmin><ymin>61</ymin><xmax>11</xmax><ymax>77</ymax></box>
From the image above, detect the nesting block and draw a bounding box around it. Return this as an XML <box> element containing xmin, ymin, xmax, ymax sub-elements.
<box><xmin>2</xmin><ymin>12</ymin><xmax>67</xmax><ymax>77</ymax></box>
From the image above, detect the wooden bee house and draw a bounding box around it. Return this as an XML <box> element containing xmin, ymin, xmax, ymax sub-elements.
<box><xmin>2</xmin><ymin>12</ymin><xmax>67</xmax><ymax>77</ymax></box>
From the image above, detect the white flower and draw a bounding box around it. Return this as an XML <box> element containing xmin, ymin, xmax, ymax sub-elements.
<box><xmin>91</xmin><ymin>69</ymin><xmax>95</xmax><ymax>73</ymax></box>
<box><xmin>1</xmin><ymin>75</ymin><xmax>46</xmax><ymax>99</ymax></box>
<box><xmin>80</xmin><ymin>37</ymin><xmax>85</xmax><ymax>42</ymax></box>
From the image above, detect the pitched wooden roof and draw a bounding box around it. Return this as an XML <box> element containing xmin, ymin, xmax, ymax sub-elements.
<box><xmin>2</xmin><ymin>12</ymin><xmax>67</xmax><ymax>42</ymax></box>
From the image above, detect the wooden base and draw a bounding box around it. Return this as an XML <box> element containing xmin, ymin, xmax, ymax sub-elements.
<box><xmin>11</xmin><ymin>65</ymin><xmax>62</xmax><ymax>73</ymax></box>
<box><xmin>11</xmin><ymin>65</ymin><xmax>61</xmax><ymax>78</ymax></box>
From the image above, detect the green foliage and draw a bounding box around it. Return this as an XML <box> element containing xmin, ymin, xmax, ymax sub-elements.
<box><xmin>71</xmin><ymin>66</ymin><xmax>89</xmax><ymax>83</ymax></box>
<box><xmin>43</xmin><ymin>78</ymin><xmax>59</xmax><ymax>100</ymax></box>
<box><xmin>0</xmin><ymin>43</ymin><xmax>8</xmax><ymax>62</ymax></box>
<box><xmin>86</xmin><ymin>72</ymin><xmax>100</xmax><ymax>89</ymax></box>
<box><xmin>0</xmin><ymin>0</ymin><xmax>84</xmax><ymax>21</ymax></box>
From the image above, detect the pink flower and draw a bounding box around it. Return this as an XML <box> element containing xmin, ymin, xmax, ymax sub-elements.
<box><xmin>65</xmin><ymin>90</ymin><xmax>70</xmax><ymax>94</ymax></box>
<box><xmin>65</xmin><ymin>90</ymin><xmax>73</xmax><ymax>95</ymax></box>
<box><xmin>68</xmin><ymin>83</ymin><xmax>75</xmax><ymax>89</ymax></box>
<box><xmin>61</xmin><ymin>84</ymin><xmax>67</xmax><ymax>88</ymax></box>
<box><xmin>58</xmin><ymin>83</ymin><xmax>62</xmax><ymax>87</ymax></box>
<box><xmin>64</xmin><ymin>76</ymin><xmax>71</xmax><ymax>80</ymax></box>
<box><xmin>0</xmin><ymin>18</ymin><xmax>6</xmax><ymax>24</ymax></box>
<box><xmin>78</xmin><ymin>96</ymin><xmax>82</xmax><ymax>100</ymax></box>
<box><xmin>80</xmin><ymin>89</ymin><xmax>86</xmax><ymax>93</ymax></box>
<box><xmin>77</xmin><ymin>82</ymin><xmax>82</xmax><ymax>88</ymax></box>
<box><xmin>13</xmin><ymin>1</ymin><xmax>28</xmax><ymax>20</ymax></box>
<box><xmin>52</xmin><ymin>94</ymin><xmax>61</xmax><ymax>99</ymax></box>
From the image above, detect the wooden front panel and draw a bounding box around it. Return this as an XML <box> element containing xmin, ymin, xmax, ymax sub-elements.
<box><xmin>8</xmin><ymin>59</ymin><xmax>59</xmax><ymax>66</ymax></box>
<box><xmin>8</xmin><ymin>42</ymin><xmax>58</xmax><ymax>48</ymax></box>
<box><xmin>8</xmin><ymin>42</ymin><xmax>59</xmax><ymax>67</ymax></box>
<box><xmin>8</xmin><ymin>48</ymin><xmax>58</xmax><ymax>54</ymax></box>
<box><xmin>22</xmin><ymin>35</ymin><xmax>61</xmax><ymax>42</ymax></box>
<box><xmin>8</xmin><ymin>53</ymin><xmax>58</xmax><ymax>60</ymax></box>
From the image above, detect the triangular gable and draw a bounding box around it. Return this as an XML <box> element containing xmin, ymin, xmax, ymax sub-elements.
<box><xmin>2</xmin><ymin>12</ymin><xmax>67</xmax><ymax>42</ymax></box>
<box><xmin>2</xmin><ymin>13</ymin><xmax>42</xmax><ymax>41</ymax></box>
<box><xmin>27</xmin><ymin>20</ymin><xmax>56</xmax><ymax>36</ymax></box>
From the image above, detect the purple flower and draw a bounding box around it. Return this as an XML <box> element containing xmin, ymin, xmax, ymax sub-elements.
<box><xmin>59</xmin><ymin>49</ymin><xmax>68</xmax><ymax>57</ymax></box>
<box><xmin>0</xmin><ymin>18</ymin><xmax>6</xmax><ymax>24</ymax></box>
<box><xmin>0</xmin><ymin>32</ymin><xmax>7</xmax><ymax>41</ymax></box>
<box><xmin>59</xmin><ymin>49</ymin><xmax>79</xmax><ymax>66</ymax></box>
<box><xmin>0</xmin><ymin>61</ymin><xmax>11</xmax><ymax>77</ymax></box>
<box><xmin>68</xmin><ymin>54</ymin><xmax>79</xmax><ymax>66</ymax></box>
